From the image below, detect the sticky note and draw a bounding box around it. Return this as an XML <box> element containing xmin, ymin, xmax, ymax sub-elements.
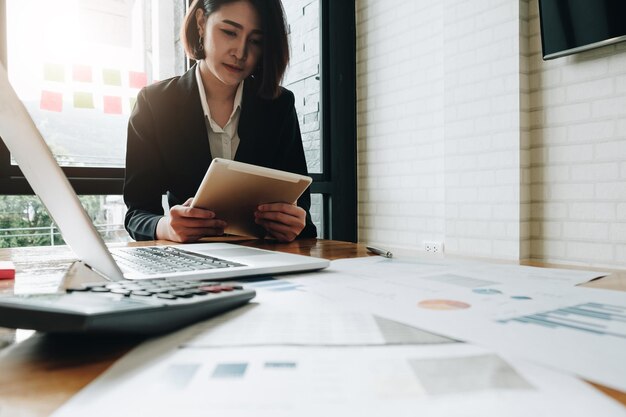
<box><xmin>40</xmin><ymin>90</ymin><xmax>63</xmax><ymax>112</ymax></box>
<box><xmin>103</xmin><ymin>69</ymin><xmax>122</xmax><ymax>86</ymax></box>
<box><xmin>0</xmin><ymin>261</ymin><xmax>15</xmax><ymax>280</ymax></box>
<box><xmin>103</xmin><ymin>96</ymin><xmax>122</xmax><ymax>114</ymax></box>
<box><xmin>74</xmin><ymin>92</ymin><xmax>94</xmax><ymax>109</ymax></box>
<box><xmin>129</xmin><ymin>71</ymin><xmax>147</xmax><ymax>89</ymax></box>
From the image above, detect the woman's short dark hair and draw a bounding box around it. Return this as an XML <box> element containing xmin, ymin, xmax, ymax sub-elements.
<box><xmin>182</xmin><ymin>0</ymin><xmax>290</xmax><ymax>99</ymax></box>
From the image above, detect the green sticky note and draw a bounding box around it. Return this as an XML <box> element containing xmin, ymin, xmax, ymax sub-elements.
<box><xmin>74</xmin><ymin>92</ymin><xmax>94</xmax><ymax>109</ymax></box>
<box><xmin>129</xmin><ymin>96</ymin><xmax>137</xmax><ymax>110</ymax></box>
<box><xmin>44</xmin><ymin>63</ymin><xmax>65</xmax><ymax>82</ymax></box>
<box><xmin>103</xmin><ymin>69</ymin><xmax>122</xmax><ymax>86</ymax></box>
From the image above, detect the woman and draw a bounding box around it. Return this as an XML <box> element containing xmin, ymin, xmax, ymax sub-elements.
<box><xmin>123</xmin><ymin>0</ymin><xmax>317</xmax><ymax>243</ymax></box>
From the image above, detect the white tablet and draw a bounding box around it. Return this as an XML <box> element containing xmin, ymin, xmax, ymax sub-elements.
<box><xmin>191</xmin><ymin>158</ymin><xmax>313</xmax><ymax>238</ymax></box>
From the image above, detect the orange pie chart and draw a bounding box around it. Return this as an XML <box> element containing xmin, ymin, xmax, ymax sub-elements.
<box><xmin>418</xmin><ymin>299</ymin><xmax>471</xmax><ymax>310</ymax></box>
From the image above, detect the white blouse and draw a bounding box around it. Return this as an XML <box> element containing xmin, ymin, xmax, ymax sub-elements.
<box><xmin>195</xmin><ymin>65</ymin><xmax>244</xmax><ymax>160</ymax></box>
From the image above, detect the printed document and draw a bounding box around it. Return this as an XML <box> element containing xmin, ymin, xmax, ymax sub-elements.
<box><xmin>283</xmin><ymin>256</ymin><xmax>626</xmax><ymax>391</ymax></box>
<box><xmin>51</xmin><ymin>288</ymin><xmax>625</xmax><ymax>417</ymax></box>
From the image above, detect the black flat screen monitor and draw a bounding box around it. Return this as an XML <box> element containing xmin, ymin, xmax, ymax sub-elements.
<box><xmin>539</xmin><ymin>0</ymin><xmax>626</xmax><ymax>60</ymax></box>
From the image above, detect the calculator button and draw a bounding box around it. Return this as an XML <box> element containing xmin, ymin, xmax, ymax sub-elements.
<box><xmin>156</xmin><ymin>293</ymin><xmax>177</xmax><ymax>300</ymax></box>
<box><xmin>170</xmin><ymin>291</ymin><xmax>194</xmax><ymax>298</ymax></box>
<box><xmin>199</xmin><ymin>286</ymin><xmax>222</xmax><ymax>293</ymax></box>
<box><xmin>66</xmin><ymin>287</ymin><xmax>89</xmax><ymax>293</ymax></box>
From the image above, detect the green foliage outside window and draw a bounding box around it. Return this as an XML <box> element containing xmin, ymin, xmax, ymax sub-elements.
<box><xmin>0</xmin><ymin>195</ymin><xmax>108</xmax><ymax>248</ymax></box>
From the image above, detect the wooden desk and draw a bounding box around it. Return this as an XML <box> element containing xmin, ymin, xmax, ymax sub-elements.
<box><xmin>0</xmin><ymin>239</ymin><xmax>624</xmax><ymax>416</ymax></box>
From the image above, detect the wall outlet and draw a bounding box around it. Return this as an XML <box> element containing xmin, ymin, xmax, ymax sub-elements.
<box><xmin>423</xmin><ymin>241</ymin><xmax>444</xmax><ymax>254</ymax></box>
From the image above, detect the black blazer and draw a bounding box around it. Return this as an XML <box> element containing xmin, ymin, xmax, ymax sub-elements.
<box><xmin>123</xmin><ymin>65</ymin><xmax>317</xmax><ymax>241</ymax></box>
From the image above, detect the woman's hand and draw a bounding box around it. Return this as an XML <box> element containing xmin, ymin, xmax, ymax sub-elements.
<box><xmin>156</xmin><ymin>198</ymin><xmax>227</xmax><ymax>243</ymax></box>
<box><xmin>254</xmin><ymin>203</ymin><xmax>306</xmax><ymax>242</ymax></box>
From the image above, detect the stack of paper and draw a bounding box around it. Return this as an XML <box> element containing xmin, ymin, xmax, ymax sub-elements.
<box><xmin>51</xmin><ymin>286</ymin><xmax>626</xmax><ymax>416</ymax></box>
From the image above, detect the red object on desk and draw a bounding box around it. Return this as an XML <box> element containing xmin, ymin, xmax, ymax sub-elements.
<box><xmin>0</xmin><ymin>261</ymin><xmax>15</xmax><ymax>280</ymax></box>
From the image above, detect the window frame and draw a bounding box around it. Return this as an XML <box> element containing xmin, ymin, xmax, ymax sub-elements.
<box><xmin>0</xmin><ymin>0</ymin><xmax>357</xmax><ymax>241</ymax></box>
<box><xmin>315</xmin><ymin>0</ymin><xmax>357</xmax><ymax>241</ymax></box>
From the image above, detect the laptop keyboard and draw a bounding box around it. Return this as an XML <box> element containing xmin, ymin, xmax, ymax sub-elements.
<box><xmin>111</xmin><ymin>246</ymin><xmax>245</xmax><ymax>275</ymax></box>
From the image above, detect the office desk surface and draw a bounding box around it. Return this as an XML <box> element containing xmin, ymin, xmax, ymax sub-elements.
<box><xmin>0</xmin><ymin>239</ymin><xmax>624</xmax><ymax>416</ymax></box>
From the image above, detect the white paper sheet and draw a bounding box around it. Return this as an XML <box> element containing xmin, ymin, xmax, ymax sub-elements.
<box><xmin>48</xmin><ymin>260</ymin><xmax>626</xmax><ymax>417</ymax></box>
<box><xmin>280</xmin><ymin>257</ymin><xmax>626</xmax><ymax>391</ymax></box>
<box><xmin>51</xmin><ymin>338</ymin><xmax>626</xmax><ymax>417</ymax></box>
<box><xmin>182</xmin><ymin>288</ymin><xmax>455</xmax><ymax>348</ymax></box>
<box><xmin>331</xmin><ymin>256</ymin><xmax>607</xmax><ymax>287</ymax></box>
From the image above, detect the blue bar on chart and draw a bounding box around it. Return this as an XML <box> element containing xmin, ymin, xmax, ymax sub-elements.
<box><xmin>211</xmin><ymin>363</ymin><xmax>249</xmax><ymax>379</ymax></box>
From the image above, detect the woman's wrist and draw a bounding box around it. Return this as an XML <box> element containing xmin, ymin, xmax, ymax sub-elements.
<box><xmin>155</xmin><ymin>216</ymin><xmax>171</xmax><ymax>241</ymax></box>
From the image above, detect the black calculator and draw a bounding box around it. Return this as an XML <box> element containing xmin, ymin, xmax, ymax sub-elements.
<box><xmin>0</xmin><ymin>280</ymin><xmax>255</xmax><ymax>335</ymax></box>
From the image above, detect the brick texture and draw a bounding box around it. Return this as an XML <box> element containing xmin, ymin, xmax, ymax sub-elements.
<box><xmin>356</xmin><ymin>0</ymin><xmax>626</xmax><ymax>269</ymax></box>
<box><xmin>283</xmin><ymin>0</ymin><xmax>322</xmax><ymax>234</ymax></box>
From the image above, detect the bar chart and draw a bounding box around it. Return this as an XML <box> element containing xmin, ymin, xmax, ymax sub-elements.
<box><xmin>498</xmin><ymin>302</ymin><xmax>626</xmax><ymax>339</ymax></box>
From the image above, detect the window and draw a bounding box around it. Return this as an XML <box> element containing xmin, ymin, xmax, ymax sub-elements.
<box><xmin>0</xmin><ymin>0</ymin><xmax>184</xmax><ymax>247</ymax></box>
<box><xmin>0</xmin><ymin>195</ymin><xmax>128</xmax><ymax>247</ymax></box>
<box><xmin>0</xmin><ymin>0</ymin><xmax>356</xmax><ymax>247</ymax></box>
<box><xmin>282</xmin><ymin>1</ymin><xmax>323</xmax><ymax>233</ymax></box>
<box><xmin>6</xmin><ymin>0</ymin><xmax>184</xmax><ymax>168</ymax></box>
<box><xmin>283</xmin><ymin>1</ymin><xmax>321</xmax><ymax>174</ymax></box>
<box><xmin>283</xmin><ymin>1</ymin><xmax>357</xmax><ymax>240</ymax></box>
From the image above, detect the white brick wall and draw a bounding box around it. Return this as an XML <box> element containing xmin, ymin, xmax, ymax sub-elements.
<box><xmin>444</xmin><ymin>0</ymin><xmax>524</xmax><ymax>259</ymax></box>
<box><xmin>357</xmin><ymin>0</ymin><xmax>626</xmax><ymax>269</ymax></box>
<box><xmin>357</xmin><ymin>0</ymin><xmax>445</xmax><ymax>250</ymax></box>
<box><xmin>357</xmin><ymin>0</ymin><xmax>523</xmax><ymax>259</ymax></box>
<box><xmin>528</xmin><ymin>0</ymin><xmax>626</xmax><ymax>268</ymax></box>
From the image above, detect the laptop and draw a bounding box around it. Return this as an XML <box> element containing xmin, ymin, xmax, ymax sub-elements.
<box><xmin>0</xmin><ymin>63</ymin><xmax>329</xmax><ymax>283</ymax></box>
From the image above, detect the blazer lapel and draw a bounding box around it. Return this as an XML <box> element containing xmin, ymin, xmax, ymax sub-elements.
<box><xmin>235</xmin><ymin>79</ymin><xmax>265</xmax><ymax>164</ymax></box>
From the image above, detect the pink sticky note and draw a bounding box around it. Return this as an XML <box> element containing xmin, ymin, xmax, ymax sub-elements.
<box><xmin>40</xmin><ymin>91</ymin><xmax>63</xmax><ymax>112</ymax></box>
<box><xmin>129</xmin><ymin>71</ymin><xmax>147</xmax><ymax>89</ymax></box>
<box><xmin>103</xmin><ymin>96</ymin><xmax>123</xmax><ymax>114</ymax></box>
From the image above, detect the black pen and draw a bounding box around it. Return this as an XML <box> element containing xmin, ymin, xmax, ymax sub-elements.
<box><xmin>366</xmin><ymin>246</ymin><xmax>393</xmax><ymax>258</ymax></box>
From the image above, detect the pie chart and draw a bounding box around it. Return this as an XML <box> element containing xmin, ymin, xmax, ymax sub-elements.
<box><xmin>417</xmin><ymin>299</ymin><xmax>471</xmax><ymax>310</ymax></box>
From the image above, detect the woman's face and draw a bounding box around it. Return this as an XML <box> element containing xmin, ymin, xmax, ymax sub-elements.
<box><xmin>196</xmin><ymin>1</ymin><xmax>263</xmax><ymax>87</ymax></box>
